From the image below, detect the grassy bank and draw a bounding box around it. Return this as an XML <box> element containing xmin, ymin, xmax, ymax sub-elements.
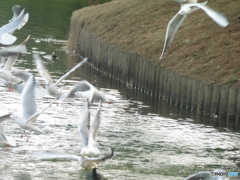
<box><xmin>67</xmin><ymin>0</ymin><xmax>240</xmax><ymax>86</ymax></box>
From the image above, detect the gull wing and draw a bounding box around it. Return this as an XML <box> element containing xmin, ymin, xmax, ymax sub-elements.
<box><xmin>33</xmin><ymin>54</ymin><xmax>53</xmax><ymax>85</ymax></box>
<box><xmin>0</xmin><ymin>33</ymin><xmax>16</xmax><ymax>45</ymax></box>
<box><xmin>160</xmin><ymin>13</ymin><xmax>187</xmax><ymax>60</ymax></box>
<box><xmin>21</xmin><ymin>75</ymin><xmax>37</xmax><ymax>120</ymax></box>
<box><xmin>25</xmin><ymin>95</ymin><xmax>55</xmax><ymax>125</ymax></box>
<box><xmin>188</xmin><ymin>3</ymin><xmax>229</xmax><ymax>27</ymax></box>
<box><xmin>0</xmin><ymin>113</ymin><xmax>12</xmax><ymax>123</ymax></box>
<box><xmin>3</xmin><ymin>35</ymin><xmax>30</xmax><ymax>71</ymax></box>
<box><xmin>88</xmin><ymin>101</ymin><xmax>101</xmax><ymax>148</ymax></box>
<box><xmin>0</xmin><ymin>44</ymin><xmax>27</xmax><ymax>57</ymax></box>
<box><xmin>0</xmin><ymin>9</ymin><xmax>26</xmax><ymax>35</ymax></box>
<box><xmin>89</xmin><ymin>148</ymin><xmax>114</xmax><ymax>162</ymax></box>
<box><xmin>60</xmin><ymin>80</ymin><xmax>91</xmax><ymax>101</ymax></box>
<box><xmin>54</xmin><ymin>57</ymin><xmax>88</xmax><ymax>87</ymax></box>
<box><xmin>78</xmin><ymin>102</ymin><xmax>90</xmax><ymax>148</ymax></box>
<box><xmin>0</xmin><ymin>124</ymin><xmax>8</xmax><ymax>144</ymax></box>
<box><xmin>33</xmin><ymin>151</ymin><xmax>81</xmax><ymax>162</ymax></box>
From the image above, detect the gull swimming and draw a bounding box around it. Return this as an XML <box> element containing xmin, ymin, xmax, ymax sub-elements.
<box><xmin>0</xmin><ymin>7</ymin><xmax>29</xmax><ymax>45</ymax></box>
<box><xmin>0</xmin><ymin>113</ymin><xmax>16</xmax><ymax>147</ymax></box>
<box><xmin>33</xmin><ymin>148</ymin><xmax>113</xmax><ymax>170</ymax></box>
<box><xmin>159</xmin><ymin>1</ymin><xmax>229</xmax><ymax>60</ymax></box>
<box><xmin>33</xmin><ymin>54</ymin><xmax>88</xmax><ymax>97</ymax></box>
<box><xmin>79</xmin><ymin>101</ymin><xmax>102</xmax><ymax>156</ymax></box>
<box><xmin>10</xmin><ymin>75</ymin><xmax>53</xmax><ymax>136</ymax></box>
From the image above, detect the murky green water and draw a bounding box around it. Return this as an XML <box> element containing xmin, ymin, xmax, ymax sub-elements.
<box><xmin>0</xmin><ymin>1</ymin><xmax>239</xmax><ymax>180</ymax></box>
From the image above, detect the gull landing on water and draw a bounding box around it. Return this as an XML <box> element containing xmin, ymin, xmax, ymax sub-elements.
<box><xmin>159</xmin><ymin>1</ymin><xmax>229</xmax><ymax>60</ymax></box>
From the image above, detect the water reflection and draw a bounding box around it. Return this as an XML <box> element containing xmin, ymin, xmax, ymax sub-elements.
<box><xmin>0</xmin><ymin>1</ymin><xmax>240</xmax><ymax>180</ymax></box>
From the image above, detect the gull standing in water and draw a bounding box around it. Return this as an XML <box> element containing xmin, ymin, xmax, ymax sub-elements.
<box><xmin>0</xmin><ymin>113</ymin><xmax>16</xmax><ymax>147</ymax></box>
<box><xmin>10</xmin><ymin>75</ymin><xmax>53</xmax><ymax>140</ymax></box>
<box><xmin>79</xmin><ymin>101</ymin><xmax>102</xmax><ymax>156</ymax></box>
<box><xmin>33</xmin><ymin>54</ymin><xmax>88</xmax><ymax>97</ymax></box>
<box><xmin>159</xmin><ymin>1</ymin><xmax>229</xmax><ymax>60</ymax></box>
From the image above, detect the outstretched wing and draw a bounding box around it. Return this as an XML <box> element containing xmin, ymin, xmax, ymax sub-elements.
<box><xmin>189</xmin><ymin>3</ymin><xmax>229</xmax><ymax>27</ymax></box>
<box><xmin>88</xmin><ymin>101</ymin><xmax>101</xmax><ymax>147</ymax></box>
<box><xmin>54</xmin><ymin>57</ymin><xmax>88</xmax><ymax>87</ymax></box>
<box><xmin>21</xmin><ymin>75</ymin><xmax>37</xmax><ymax>120</ymax></box>
<box><xmin>78</xmin><ymin>102</ymin><xmax>90</xmax><ymax>148</ymax></box>
<box><xmin>160</xmin><ymin>12</ymin><xmax>187</xmax><ymax>60</ymax></box>
<box><xmin>33</xmin><ymin>54</ymin><xmax>53</xmax><ymax>85</ymax></box>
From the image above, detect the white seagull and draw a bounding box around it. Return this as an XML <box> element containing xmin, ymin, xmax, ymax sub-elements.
<box><xmin>79</xmin><ymin>101</ymin><xmax>102</xmax><ymax>156</ymax></box>
<box><xmin>0</xmin><ymin>113</ymin><xmax>16</xmax><ymax>147</ymax></box>
<box><xmin>10</xmin><ymin>5</ymin><xmax>29</xmax><ymax>30</ymax></box>
<box><xmin>0</xmin><ymin>7</ymin><xmax>29</xmax><ymax>45</ymax></box>
<box><xmin>10</xmin><ymin>75</ymin><xmax>53</xmax><ymax>136</ymax></box>
<box><xmin>61</xmin><ymin>80</ymin><xmax>115</xmax><ymax>104</ymax></box>
<box><xmin>11</xmin><ymin>70</ymin><xmax>47</xmax><ymax>99</ymax></box>
<box><xmin>159</xmin><ymin>1</ymin><xmax>229</xmax><ymax>60</ymax></box>
<box><xmin>33</xmin><ymin>54</ymin><xmax>88</xmax><ymax>97</ymax></box>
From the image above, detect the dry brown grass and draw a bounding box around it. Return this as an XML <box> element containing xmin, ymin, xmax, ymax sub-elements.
<box><xmin>68</xmin><ymin>0</ymin><xmax>240</xmax><ymax>86</ymax></box>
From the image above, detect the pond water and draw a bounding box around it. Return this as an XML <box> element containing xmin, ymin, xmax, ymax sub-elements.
<box><xmin>0</xmin><ymin>1</ymin><xmax>239</xmax><ymax>180</ymax></box>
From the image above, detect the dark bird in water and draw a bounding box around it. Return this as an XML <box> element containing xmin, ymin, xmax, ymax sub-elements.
<box><xmin>86</xmin><ymin>168</ymin><xmax>103</xmax><ymax>180</ymax></box>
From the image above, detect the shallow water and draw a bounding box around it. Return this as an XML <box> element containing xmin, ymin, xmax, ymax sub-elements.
<box><xmin>0</xmin><ymin>1</ymin><xmax>239</xmax><ymax>180</ymax></box>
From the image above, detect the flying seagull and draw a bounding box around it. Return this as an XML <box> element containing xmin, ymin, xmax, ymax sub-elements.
<box><xmin>10</xmin><ymin>75</ymin><xmax>53</xmax><ymax>138</ymax></box>
<box><xmin>0</xmin><ymin>7</ymin><xmax>29</xmax><ymax>45</ymax></box>
<box><xmin>33</xmin><ymin>54</ymin><xmax>88</xmax><ymax>97</ymax></box>
<box><xmin>159</xmin><ymin>1</ymin><xmax>229</xmax><ymax>60</ymax></box>
<box><xmin>60</xmin><ymin>80</ymin><xmax>117</xmax><ymax>104</ymax></box>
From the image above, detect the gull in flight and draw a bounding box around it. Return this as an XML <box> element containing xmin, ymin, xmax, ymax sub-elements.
<box><xmin>10</xmin><ymin>5</ymin><xmax>29</xmax><ymax>30</ymax></box>
<box><xmin>1</xmin><ymin>35</ymin><xmax>31</xmax><ymax>72</ymax></box>
<box><xmin>10</xmin><ymin>75</ymin><xmax>53</xmax><ymax>139</ymax></box>
<box><xmin>33</xmin><ymin>148</ymin><xmax>113</xmax><ymax>170</ymax></box>
<box><xmin>79</xmin><ymin>101</ymin><xmax>102</xmax><ymax>156</ymax></box>
<box><xmin>0</xmin><ymin>7</ymin><xmax>29</xmax><ymax>45</ymax></box>
<box><xmin>33</xmin><ymin>54</ymin><xmax>88</xmax><ymax>97</ymax></box>
<box><xmin>0</xmin><ymin>44</ymin><xmax>28</xmax><ymax>91</ymax></box>
<box><xmin>61</xmin><ymin>80</ymin><xmax>116</xmax><ymax>104</ymax></box>
<box><xmin>11</xmin><ymin>70</ymin><xmax>47</xmax><ymax>99</ymax></box>
<box><xmin>159</xmin><ymin>1</ymin><xmax>229</xmax><ymax>60</ymax></box>
<box><xmin>0</xmin><ymin>113</ymin><xmax>16</xmax><ymax>147</ymax></box>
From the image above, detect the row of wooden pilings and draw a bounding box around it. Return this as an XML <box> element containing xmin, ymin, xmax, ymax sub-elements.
<box><xmin>68</xmin><ymin>29</ymin><xmax>240</xmax><ymax>130</ymax></box>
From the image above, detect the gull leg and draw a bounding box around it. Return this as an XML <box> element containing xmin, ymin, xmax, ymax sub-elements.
<box><xmin>5</xmin><ymin>144</ymin><xmax>10</xmax><ymax>151</ymax></box>
<box><xmin>26</xmin><ymin>132</ymin><xmax>32</xmax><ymax>142</ymax></box>
<box><xmin>20</xmin><ymin>130</ymin><xmax>26</xmax><ymax>138</ymax></box>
